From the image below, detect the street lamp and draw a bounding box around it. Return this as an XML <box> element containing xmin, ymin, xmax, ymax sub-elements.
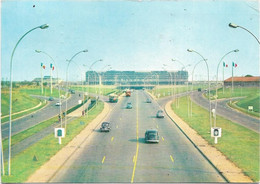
<box><xmin>7</xmin><ymin>24</ymin><xmax>49</xmax><ymax>175</ymax></box>
<box><xmin>35</xmin><ymin>50</ymin><xmax>63</xmax><ymax>127</ymax></box>
<box><xmin>229</xmin><ymin>23</ymin><xmax>260</xmax><ymax>44</ymax></box>
<box><xmin>214</xmin><ymin>49</ymin><xmax>239</xmax><ymax>127</ymax></box>
<box><xmin>65</xmin><ymin>49</ymin><xmax>88</xmax><ymax>131</ymax></box>
<box><xmin>191</xmin><ymin>59</ymin><xmax>207</xmax><ymax>117</ymax></box>
<box><xmin>172</xmin><ymin>59</ymin><xmax>190</xmax><ymax>116</ymax></box>
<box><xmin>187</xmin><ymin>49</ymin><xmax>212</xmax><ymax>129</ymax></box>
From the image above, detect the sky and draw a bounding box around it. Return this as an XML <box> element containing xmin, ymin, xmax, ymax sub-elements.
<box><xmin>1</xmin><ymin>0</ymin><xmax>259</xmax><ymax>81</ymax></box>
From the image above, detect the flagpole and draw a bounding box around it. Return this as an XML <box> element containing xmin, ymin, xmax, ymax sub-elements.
<box><xmin>41</xmin><ymin>63</ymin><xmax>43</xmax><ymax>95</ymax></box>
<box><xmin>50</xmin><ymin>64</ymin><xmax>53</xmax><ymax>94</ymax></box>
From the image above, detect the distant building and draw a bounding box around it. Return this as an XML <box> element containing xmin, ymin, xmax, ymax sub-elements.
<box><xmin>224</xmin><ymin>76</ymin><xmax>260</xmax><ymax>87</ymax></box>
<box><xmin>32</xmin><ymin>76</ymin><xmax>62</xmax><ymax>85</ymax></box>
<box><xmin>85</xmin><ymin>70</ymin><xmax>188</xmax><ymax>86</ymax></box>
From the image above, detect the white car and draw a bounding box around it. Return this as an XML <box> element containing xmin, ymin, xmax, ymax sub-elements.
<box><xmin>55</xmin><ymin>102</ymin><xmax>61</xmax><ymax>106</ymax></box>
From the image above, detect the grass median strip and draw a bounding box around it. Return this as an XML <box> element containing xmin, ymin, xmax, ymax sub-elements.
<box><xmin>171</xmin><ymin>96</ymin><xmax>259</xmax><ymax>182</ymax></box>
<box><xmin>2</xmin><ymin>102</ymin><xmax>104</xmax><ymax>183</ymax></box>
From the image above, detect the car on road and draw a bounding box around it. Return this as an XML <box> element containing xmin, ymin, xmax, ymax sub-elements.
<box><xmin>145</xmin><ymin>129</ymin><xmax>159</xmax><ymax>143</ymax></box>
<box><xmin>198</xmin><ymin>88</ymin><xmax>201</xmax><ymax>92</ymax></box>
<box><xmin>100</xmin><ymin>122</ymin><xmax>111</xmax><ymax>132</ymax></box>
<box><xmin>126</xmin><ymin>102</ymin><xmax>133</xmax><ymax>109</ymax></box>
<box><xmin>49</xmin><ymin>97</ymin><xmax>54</xmax><ymax>101</ymax></box>
<box><xmin>146</xmin><ymin>98</ymin><xmax>152</xmax><ymax>103</ymax></box>
<box><xmin>156</xmin><ymin>110</ymin><xmax>164</xmax><ymax>118</ymax></box>
<box><xmin>70</xmin><ymin>90</ymin><xmax>75</xmax><ymax>94</ymax></box>
<box><xmin>55</xmin><ymin>102</ymin><xmax>61</xmax><ymax>106</ymax></box>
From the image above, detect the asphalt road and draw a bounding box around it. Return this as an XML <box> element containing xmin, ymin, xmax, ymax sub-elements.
<box><xmin>50</xmin><ymin>90</ymin><xmax>224</xmax><ymax>183</ymax></box>
<box><xmin>1</xmin><ymin>92</ymin><xmax>83</xmax><ymax>139</ymax></box>
<box><xmin>190</xmin><ymin>91</ymin><xmax>259</xmax><ymax>133</ymax></box>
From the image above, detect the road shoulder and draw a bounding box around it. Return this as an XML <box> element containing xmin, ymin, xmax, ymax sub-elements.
<box><xmin>26</xmin><ymin>102</ymin><xmax>110</xmax><ymax>182</ymax></box>
<box><xmin>164</xmin><ymin>100</ymin><xmax>252</xmax><ymax>183</ymax></box>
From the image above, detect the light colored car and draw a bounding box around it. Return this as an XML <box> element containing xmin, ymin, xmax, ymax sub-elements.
<box><xmin>55</xmin><ymin>102</ymin><xmax>61</xmax><ymax>106</ymax></box>
<box><xmin>100</xmin><ymin>122</ymin><xmax>111</xmax><ymax>132</ymax></box>
<box><xmin>156</xmin><ymin>110</ymin><xmax>164</xmax><ymax>118</ymax></box>
<box><xmin>145</xmin><ymin>129</ymin><xmax>159</xmax><ymax>143</ymax></box>
<box><xmin>146</xmin><ymin>98</ymin><xmax>152</xmax><ymax>103</ymax></box>
<box><xmin>126</xmin><ymin>102</ymin><xmax>133</xmax><ymax>109</ymax></box>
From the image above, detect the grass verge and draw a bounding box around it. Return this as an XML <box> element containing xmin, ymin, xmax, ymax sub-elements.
<box><xmin>171</xmin><ymin>96</ymin><xmax>259</xmax><ymax>182</ymax></box>
<box><xmin>71</xmin><ymin>85</ymin><xmax>119</xmax><ymax>96</ymax></box>
<box><xmin>228</xmin><ymin>101</ymin><xmax>260</xmax><ymax>118</ymax></box>
<box><xmin>2</xmin><ymin>101</ymin><xmax>104</xmax><ymax>183</ymax></box>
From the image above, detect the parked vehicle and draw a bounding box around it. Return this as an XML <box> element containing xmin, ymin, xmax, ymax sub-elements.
<box><xmin>145</xmin><ymin>129</ymin><xmax>159</xmax><ymax>143</ymax></box>
<box><xmin>125</xmin><ymin>90</ymin><xmax>131</xmax><ymax>97</ymax></box>
<box><xmin>156</xmin><ymin>110</ymin><xmax>164</xmax><ymax>118</ymax></box>
<box><xmin>100</xmin><ymin>122</ymin><xmax>111</xmax><ymax>132</ymax></box>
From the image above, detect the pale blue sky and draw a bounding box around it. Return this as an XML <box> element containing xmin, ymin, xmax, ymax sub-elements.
<box><xmin>1</xmin><ymin>0</ymin><xmax>259</xmax><ymax>81</ymax></box>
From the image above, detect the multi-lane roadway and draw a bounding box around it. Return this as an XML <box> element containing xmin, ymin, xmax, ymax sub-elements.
<box><xmin>50</xmin><ymin>90</ymin><xmax>225</xmax><ymax>183</ymax></box>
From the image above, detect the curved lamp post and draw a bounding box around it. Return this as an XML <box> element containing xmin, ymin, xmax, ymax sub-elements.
<box><xmin>7</xmin><ymin>24</ymin><xmax>48</xmax><ymax>175</ymax></box>
<box><xmin>35</xmin><ymin>50</ymin><xmax>63</xmax><ymax>127</ymax></box>
<box><xmin>65</xmin><ymin>49</ymin><xmax>88</xmax><ymax>130</ymax></box>
<box><xmin>187</xmin><ymin>49</ymin><xmax>212</xmax><ymax>129</ymax></box>
<box><xmin>162</xmin><ymin>64</ymin><xmax>174</xmax><ymax>97</ymax></box>
<box><xmin>229</xmin><ymin>23</ymin><xmax>260</xmax><ymax>44</ymax></box>
<box><xmin>172</xmin><ymin>59</ymin><xmax>190</xmax><ymax>116</ymax></box>
<box><xmin>191</xmin><ymin>59</ymin><xmax>207</xmax><ymax>117</ymax></box>
<box><xmin>214</xmin><ymin>49</ymin><xmax>239</xmax><ymax>127</ymax></box>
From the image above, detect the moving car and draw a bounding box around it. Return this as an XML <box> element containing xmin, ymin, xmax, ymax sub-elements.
<box><xmin>49</xmin><ymin>97</ymin><xmax>54</xmax><ymax>101</ymax></box>
<box><xmin>126</xmin><ymin>102</ymin><xmax>133</xmax><ymax>109</ymax></box>
<box><xmin>146</xmin><ymin>98</ymin><xmax>152</xmax><ymax>103</ymax></box>
<box><xmin>156</xmin><ymin>110</ymin><xmax>164</xmax><ymax>118</ymax></box>
<box><xmin>145</xmin><ymin>129</ymin><xmax>159</xmax><ymax>143</ymax></box>
<box><xmin>55</xmin><ymin>101</ymin><xmax>61</xmax><ymax>106</ymax></box>
<box><xmin>100</xmin><ymin>122</ymin><xmax>111</xmax><ymax>132</ymax></box>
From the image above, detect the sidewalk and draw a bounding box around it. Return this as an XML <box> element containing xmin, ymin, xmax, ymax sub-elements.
<box><xmin>26</xmin><ymin>102</ymin><xmax>110</xmax><ymax>182</ymax></box>
<box><xmin>164</xmin><ymin>100</ymin><xmax>252</xmax><ymax>183</ymax></box>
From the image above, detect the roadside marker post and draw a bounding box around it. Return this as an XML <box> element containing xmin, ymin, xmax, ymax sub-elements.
<box><xmin>211</xmin><ymin>127</ymin><xmax>222</xmax><ymax>144</ymax></box>
<box><xmin>54</xmin><ymin>128</ymin><xmax>65</xmax><ymax>144</ymax></box>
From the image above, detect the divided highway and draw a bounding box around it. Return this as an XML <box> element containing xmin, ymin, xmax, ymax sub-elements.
<box><xmin>1</xmin><ymin>92</ymin><xmax>83</xmax><ymax>139</ymax></box>
<box><xmin>50</xmin><ymin>90</ymin><xmax>225</xmax><ymax>183</ymax></box>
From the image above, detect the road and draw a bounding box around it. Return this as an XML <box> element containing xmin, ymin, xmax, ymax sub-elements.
<box><xmin>50</xmin><ymin>90</ymin><xmax>224</xmax><ymax>183</ymax></box>
<box><xmin>1</xmin><ymin>92</ymin><xmax>83</xmax><ymax>139</ymax></box>
<box><xmin>190</xmin><ymin>91</ymin><xmax>259</xmax><ymax>133</ymax></box>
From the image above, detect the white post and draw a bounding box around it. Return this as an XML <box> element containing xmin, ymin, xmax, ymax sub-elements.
<box><xmin>58</xmin><ymin>137</ymin><xmax>61</xmax><ymax>144</ymax></box>
<box><xmin>50</xmin><ymin>63</ymin><xmax>53</xmax><ymax>94</ymax></box>
<box><xmin>214</xmin><ymin>137</ymin><xmax>218</xmax><ymax>144</ymax></box>
<box><xmin>41</xmin><ymin>63</ymin><xmax>43</xmax><ymax>94</ymax></box>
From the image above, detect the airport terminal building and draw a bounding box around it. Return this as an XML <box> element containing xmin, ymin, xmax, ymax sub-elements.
<box><xmin>85</xmin><ymin>70</ymin><xmax>188</xmax><ymax>86</ymax></box>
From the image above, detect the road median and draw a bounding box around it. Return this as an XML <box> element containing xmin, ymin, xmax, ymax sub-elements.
<box><xmin>164</xmin><ymin>100</ymin><xmax>252</xmax><ymax>183</ymax></box>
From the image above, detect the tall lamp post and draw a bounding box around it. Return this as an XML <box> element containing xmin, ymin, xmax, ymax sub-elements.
<box><xmin>65</xmin><ymin>49</ymin><xmax>88</xmax><ymax>131</ymax></box>
<box><xmin>214</xmin><ymin>49</ymin><xmax>239</xmax><ymax>127</ymax></box>
<box><xmin>187</xmin><ymin>49</ymin><xmax>212</xmax><ymax>129</ymax></box>
<box><xmin>35</xmin><ymin>50</ymin><xmax>63</xmax><ymax>127</ymax></box>
<box><xmin>7</xmin><ymin>24</ymin><xmax>49</xmax><ymax>175</ymax></box>
<box><xmin>191</xmin><ymin>59</ymin><xmax>207</xmax><ymax>117</ymax></box>
<box><xmin>229</xmin><ymin>23</ymin><xmax>260</xmax><ymax>44</ymax></box>
<box><xmin>172</xmin><ymin>59</ymin><xmax>190</xmax><ymax>117</ymax></box>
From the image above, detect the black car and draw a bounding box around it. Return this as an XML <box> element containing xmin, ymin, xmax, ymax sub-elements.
<box><xmin>156</xmin><ymin>110</ymin><xmax>164</xmax><ymax>118</ymax></box>
<box><xmin>49</xmin><ymin>97</ymin><xmax>54</xmax><ymax>101</ymax></box>
<box><xmin>145</xmin><ymin>129</ymin><xmax>159</xmax><ymax>143</ymax></box>
<box><xmin>100</xmin><ymin>122</ymin><xmax>111</xmax><ymax>132</ymax></box>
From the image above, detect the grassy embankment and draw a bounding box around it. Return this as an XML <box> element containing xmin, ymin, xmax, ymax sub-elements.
<box><xmin>2</xmin><ymin>101</ymin><xmax>104</xmax><ymax>183</ymax></box>
<box><xmin>209</xmin><ymin>87</ymin><xmax>259</xmax><ymax>117</ymax></box>
<box><xmin>71</xmin><ymin>85</ymin><xmax>120</xmax><ymax>96</ymax></box>
<box><xmin>172</xmin><ymin>96</ymin><xmax>259</xmax><ymax>181</ymax></box>
<box><xmin>149</xmin><ymin>84</ymin><xmax>207</xmax><ymax>98</ymax></box>
<box><xmin>1</xmin><ymin>87</ymin><xmax>65</xmax><ymax>123</ymax></box>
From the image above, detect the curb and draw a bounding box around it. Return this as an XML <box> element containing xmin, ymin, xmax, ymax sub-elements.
<box><xmin>26</xmin><ymin>102</ymin><xmax>110</xmax><ymax>182</ymax></box>
<box><xmin>164</xmin><ymin>100</ymin><xmax>253</xmax><ymax>183</ymax></box>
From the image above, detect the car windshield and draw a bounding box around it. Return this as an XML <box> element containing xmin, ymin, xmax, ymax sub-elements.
<box><xmin>102</xmin><ymin>123</ymin><xmax>109</xmax><ymax>127</ymax></box>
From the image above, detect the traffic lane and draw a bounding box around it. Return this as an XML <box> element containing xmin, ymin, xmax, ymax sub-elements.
<box><xmin>50</xmin><ymin>93</ymin><xmax>137</xmax><ymax>182</ymax></box>
<box><xmin>1</xmin><ymin>92</ymin><xmax>83</xmax><ymax>139</ymax></box>
<box><xmin>134</xmin><ymin>91</ymin><xmax>224</xmax><ymax>182</ymax></box>
<box><xmin>191</xmin><ymin>92</ymin><xmax>259</xmax><ymax>133</ymax></box>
